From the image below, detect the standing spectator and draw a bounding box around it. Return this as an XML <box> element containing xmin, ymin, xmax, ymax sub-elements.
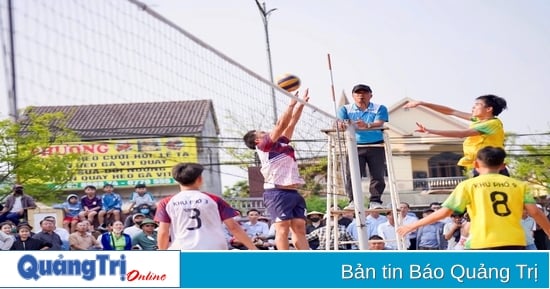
<box><xmin>100</xmin><ymin>221</ymin><xmax>132</xmax><ymax>250</ymax></box>
<box><xmin>443</xmin><ymin>212</ymin><xmax>464</xmax><ymax>250</ymax></box>
<box><xmin>98</xmin><ymin>184</ymin><xmax>122</xmax><ymax>229</ymax></box>
<box><xmin>397</xmin><ymin>146</ymin><xmax>550</xmax><ymax>249</ymax></box>
<box><xmin>242</xmin><ymin>89</ymin><xmax>311</xmax><ymax>250</ymax></box>
<box><xmin>404</xmin><ymin>95</ymin><xmax>508</xmax><ymax>176</ymax></box>
<box><xmin>415</xmin><ymin>209</ymin><xmax>446</xmax><ymax>250</ymax></box>
<box><xmin>377</xmin><ymin>211</ymin><xmax>410</xmax><ymax>250</ymax></box>
<box><xmin>399</xmin><ymin>202</ymin><xmax>419</xmax><ymax>250</ymax></box>
<box><xmin>78</xmin><ymin>185</ymin><xmax>102</xmax><ymax>228</ymax></box>
<box><xmin>62</xmin><ymin>194</ymin><xmax>82</xmax><ymax>233</ymax></box>
<box><xmin>337</xmin><ymin>84</ymin><xmax>389</xmax><ymax>209</ymax></box>
<box><xmin>0</xmin><ymin>184</ymin><xmax>36</xmax><ymax>225</ymax></box>
<box><xmin>33</xmin><ymin>218</ymin><xmax>63</xmax><ymax>250</ymax></box>
<box><xmin>368</xmin><ymin>235</ymin><xmax>388</xmax><ymax>250</ymax></box>
<box><xmin>243</xmin><ymin>209</ymin><xmax>269</xmax><ymax>239</ymax></box>
<box><xmin>521</xmin><ymin>208</ymin><xmax>537</xmax><ymax>250</ymax></box>
<box><xmin>305</xmin><ymin>211</ymin><xmax>325</xmax><ymax>250</ymax></box>
<box><xmin>155</xmin><ymin>162</ymin><xmax>256</xmax><ymax>250</ymax></box>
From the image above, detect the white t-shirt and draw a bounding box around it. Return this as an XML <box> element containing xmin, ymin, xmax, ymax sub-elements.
<box><xmin>155</xmin><ymin>190</ymin><xmax>237</xmax><ymax>250</ymax></box>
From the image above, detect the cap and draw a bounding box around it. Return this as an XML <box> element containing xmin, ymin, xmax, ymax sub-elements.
<box><xmin>139</xmin><ymin>218</ymin><xmax>158</xmax><ymax>228</ymax></box>
<box><xmin>306</xmin><ymin>211</ymin><xmax>324</xmax><ymax>217</ymax></box>
<box><xmin>132</xmin><ymin>213</ymin><xmax>146</xmax><ymax>221</ymax></box>
<box><xmin>66</xmin><ymin>194</ymin><xmax>79</xmax><ymax>201</ymax></box>
<box><xmin>135</xmin><ymin>183</ymin><xmax>147</xmax><ymax>188</ymax></box>
<box><xmin>352</xmin><ymin>84</ymin><xmax>372</xmax><ymax>93</ymax></box>
<box><xmin>17</xmin><ymin>223</ymin><xmax>33</xmax><ymax>232</ymax></box>
<box><xmin>12</xmin><ymin>184</ymin><xmax>23</xmax><ymax>190</ymax></box>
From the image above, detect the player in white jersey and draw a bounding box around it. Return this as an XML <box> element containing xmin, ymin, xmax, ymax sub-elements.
<box><xmin>243</xmin><ymin>89</ymin><xmax>310</xmax><ymax>250</ymax></box>
<box><xmin>155</xmin><ymin>163</ymin><xmax>256</xmax><ymax>250</ymax></box>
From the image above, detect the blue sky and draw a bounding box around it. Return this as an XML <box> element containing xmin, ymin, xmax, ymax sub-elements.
<box><xmin>152</xmin><ymin>0</ymin><xmax>550</xmax><ymax>135</ymax></box>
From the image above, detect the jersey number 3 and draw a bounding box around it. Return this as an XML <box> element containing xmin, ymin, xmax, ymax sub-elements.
<box><xmin>185</xmin><ymin>208</ymin><xmax>202</xmax><ymax>230</ymax></box>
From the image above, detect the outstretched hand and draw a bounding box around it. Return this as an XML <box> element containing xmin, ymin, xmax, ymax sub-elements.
<box><xmin>396</xmin><ymin>225</ymin><xmax>414</xmax><ymax>237</ymax></box>
<box><xmin>403</xmin><ymin>100</ymin><xmax>421</xmax><ymax>109</ymax></box>
<box><xmin>297</xmin><ymin>88</ymin><xmax>310</xmax><ymax>104</ymax></box>
<box><xmin>415</xmin><ymin>122</ymin><xmax>428</xmax><ymax>133</ymax></box>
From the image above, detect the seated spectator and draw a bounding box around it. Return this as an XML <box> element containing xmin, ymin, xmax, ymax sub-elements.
<box><xmin>0</xmin><ymin>229</ymin><xmax>14</xmax><ymax>250</ymax></box>
<box><xmin>124</xmin><ymin>213</ymin><xmax>146</xmax><ymax>238</ymax></box>
<box><xmin>0</xmin><ymin>184</ymin><xmax>36</xmax><ymax>225</ymax></box>
<box><xmin>69</xmin><ymin>221</ymin><xmax>102</xmax><ymax>250</ymax></box>
<box><xmin>79</xmin><ymin>185</ymin><xmax>102</xmax><ymax>229</ymax></box>
<box><xmin>43</xmin><ymin>216</ymin><xmax>70</xmax><ymax>250</ymax></box>
<box><xmin>100</xmin><ymin>221</ymin><xmax>132</xmax><ymax>250</ymax></box>
<box><xmin>33</xmin><ymin>217</ymin><xmax>64</xmax><ymax>250</ymax></box>
<box><xmin>11</xmin><ymin>223</ymin><xmax>50</xmax><ymax>250</ymax></box>
<box><xmin>62</xmin><ymin>194</ymin><xmax>82</xmax><ymax>233</ymax></box>
<box><xmin>368</xmin><ymin>235</ymin><xmax>387</xmax><ymax>250</ymax></box>
<box><xmin>0</xmin><ymin>221</ymin><xmax>16</xmax><ymax>241</ymax></box>
<box><xmin>127</xmin><ymin>183</ymin><xmax>156</xmax><ymax>214</ymax></box>
<box><xmin>124</xmin><ymin>204</ymin><xmax>154</xmax><ymax>228</ymax></box>
<box><xmin>131</xmin><ymin>218</ymin><xmax>158</xmax><ymax>250</ymax></box>
<box><xmin>98</xmin><ymin>184</ymin><xmax>122</xmax><ymax>229</ymax></box>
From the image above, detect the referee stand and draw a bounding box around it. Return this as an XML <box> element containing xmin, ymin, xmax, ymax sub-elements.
<box><xmin>323</xmin><ymin>125</ymin><xmax>406</xmax><ymax>250</ymax></box>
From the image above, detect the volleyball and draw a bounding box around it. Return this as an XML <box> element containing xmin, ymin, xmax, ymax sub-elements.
<box><xmin>276</xmin><ymin>73</ymin><xmax>300</xmax><ymax>92</ymax></box>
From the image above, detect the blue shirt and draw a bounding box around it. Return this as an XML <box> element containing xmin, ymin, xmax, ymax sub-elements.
<box><xmin>101</xmin><ymin>193</ymin><xmax>122</xmax><ymax>210</ymax></box>
<box><xmin>337</xmin><ymin>102</ymin><xmax>389</xmax><ymax>144</ymax></box>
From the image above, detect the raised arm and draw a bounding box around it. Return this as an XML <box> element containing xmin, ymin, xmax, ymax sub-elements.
<box><xmin>415</xmin><ymin>122</ymin><xmax>481</xmax><ymax>138</ymax></box>
<box><xmin>404</xmin><ymin>100</ymin><xmax>471</xmax><ymax>120</ymax></box>
<box><xmin>269</xmin><ymin>94</ymin><xmax>298</xmax><ymax>142</ymax></box>
<box><xmin>282</xmin><ymin>89</ymin><xmax>310</xmax><ymax>139</ymax></box>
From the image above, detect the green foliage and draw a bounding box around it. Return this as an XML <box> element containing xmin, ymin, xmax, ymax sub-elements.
<box><xmin>304</xmin><ymin>195</ymin><xmax>348</xmax><ymax>213</ymax></box>
<box><xmin>299</xmin><ymin>157</ymin><xmax>327</xmax><ymax>197</ymax></box>
<box><xmin>223</xmin><ymin>180</ymin><xmax>249</xmax><ymax>198</ymax></box>
<box><xmin>507</xmin><ymin>134</ymin><xmax>550</xmax><ymax>196</ymax></box>
<box><xmin>0</xmin><ymin>110</ymin><xmax>81</xmax><ymax>203</ymax></box>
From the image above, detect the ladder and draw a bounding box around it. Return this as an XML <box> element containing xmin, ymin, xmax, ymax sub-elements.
<box><xmin>322</xmin><ymin>126</ymin><xmax>406</xmax><ymax>250</ymax></box>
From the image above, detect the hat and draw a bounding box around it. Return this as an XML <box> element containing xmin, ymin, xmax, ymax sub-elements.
<box><xmin>352</xmin><ymin>84</ymin><xmax>372</xmax><ymax>93</ymax></box>
<box><xmin>12</xmin><ymin>184</ymin><xmax>23</xmax><ymax>190</ymax></box>
<box><xmin>139</xmin><ymin>218</ymin><xmax>158</xmax><ymax>228</ymax></box>
<box><xmin>307</xmin><ymin>211</ymin><xmax>324</xmax><ymax>217</ymax></box>
<box><xmin>132</xmin><ymin>213</ymin><xmax>146</xmax><ymax>221</ymax></box>
<box><xmin>17</xmin><ymin>223</ymin><xmax>33</xmax><ymax>232</ymax></box>
<box><xmin>135</xmin><ymin>183</ymin><xmax>147</xmax><ymax>188</ymax></box>
<box><xmin>66</xmin><ymin>194</ymin><xmax>79</xmax><ymax>201</ymax></box>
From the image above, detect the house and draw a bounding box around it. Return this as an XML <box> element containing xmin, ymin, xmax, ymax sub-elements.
<box><xmin>28</xmin><ymin>100</ymin><xmax>222</xmax><ymax>200</ymax></box>
<box><xmin>243</xmin><ymin>96</ymin><xmax>471</xmax><ymax>211</ymax></box>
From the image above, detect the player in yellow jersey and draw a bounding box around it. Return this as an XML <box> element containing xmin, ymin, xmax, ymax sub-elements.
<box><xmin>404</xmin><ymin>94</ymin><xmax>508</xmax><ymax>176</ymax></box>
<box><xmin>397</xmin><ymin>146</ymin><xmax>550</xmax><ymax>250</ymax></box>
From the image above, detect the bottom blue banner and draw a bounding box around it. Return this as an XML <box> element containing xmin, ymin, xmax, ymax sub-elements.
<box><xmin>180</xmin><ymin>251</ymin><xmax>549</xmax><ymax>288</ymax></box>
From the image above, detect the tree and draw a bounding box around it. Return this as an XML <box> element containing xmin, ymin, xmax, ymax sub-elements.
<box><xmin>0</xmin><ymin>110</ymin><xmax>81</xmax><ymax>203</ymax></box>
<box><xmin>507</xmin><ymin>134</ymin><xmax>550</xmax><ymax>199</ymax></box>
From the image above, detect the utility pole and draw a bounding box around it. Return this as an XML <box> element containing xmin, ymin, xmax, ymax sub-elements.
<box><xmin>254</xmin><ymin>0</ymin><xmax>277</xmax><ymax>125</ymax></box>
<box><xmin>7</xmin><ymin>0</ymin><xmax>18</xmax><ymax>121</ymax></box>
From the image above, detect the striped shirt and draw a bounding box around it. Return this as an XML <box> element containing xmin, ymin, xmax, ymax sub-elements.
<box><xmin>256</xmin><ymin>135</ymin><xmax>305</xmax><ymax>187</ymax></box>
